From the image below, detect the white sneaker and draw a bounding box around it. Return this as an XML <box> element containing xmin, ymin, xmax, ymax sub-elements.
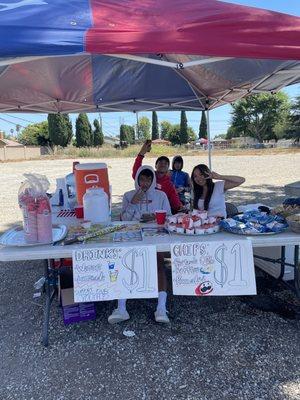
<box><xmin>108</xmin><ymin>309</ymin><xmax>130</xmax><ymax>324</ymax></box>
<box><xmin>154</xmin><ymin>309</ymin><xmax>170</xmax><ymax>323</ymax></box>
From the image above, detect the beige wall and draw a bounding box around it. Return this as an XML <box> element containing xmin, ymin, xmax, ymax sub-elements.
<box><xmin>0</xmin><ymin>146</ymin><xmax>46</xmax><ymax>161</ymax></box>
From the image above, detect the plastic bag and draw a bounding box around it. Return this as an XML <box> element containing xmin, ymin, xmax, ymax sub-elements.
<box><xmin>18</xmin><ymin>173</ymin><xmax>52</xmax><ymax>244</ymax></box>
<box><xmin>221</xmin><ymin>210</ymin><xmax>288</xmax><ymax>235</ymax></box>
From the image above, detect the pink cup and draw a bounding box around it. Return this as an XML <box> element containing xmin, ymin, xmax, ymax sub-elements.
<box><xmin>75</xmin><ymin>206</ymin><xmax>84</xmax><ymax>219</ymax></box>
<box><xmin>155</xmin><ymin>210</ymin><xmax>167</xmax><ymax>225</ymax></box>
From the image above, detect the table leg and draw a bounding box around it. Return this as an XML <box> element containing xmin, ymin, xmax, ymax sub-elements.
<box><xmin>277</xmin><ymin>246</ymin><xmax>285</xmax><ymax>280</ymax></box>
<box><xmin>294</xmin><ymin>245</ymin><xmax>300</xmax><ymax>298</ymax></box>
<box><xmin>41</xmin><ymin>259</ymin><xmax>58</xmax><ymax>347</ymax></box>
<box><xmin>42</xmin><ymin>259</ymin><xmax>50</xmax><ymax>347</ymax></box>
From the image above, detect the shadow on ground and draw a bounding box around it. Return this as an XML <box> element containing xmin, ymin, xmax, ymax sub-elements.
<box><xmin>226</xmin><ymin>184</ymin><xmax>286</xmax><ymax>208</ymax></box>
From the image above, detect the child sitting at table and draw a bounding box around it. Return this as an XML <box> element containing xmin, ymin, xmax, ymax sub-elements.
<box><xmin>170</xmin><ymin>155</ymin><xmax>191</xmax><ymax>205</ymax></box>
<box><xmin>108</xmin><ymin>165</ymin><xmax>172</xmax><ymax>325</ymax></box>
<box><xmin>132</xmin><ymin>141</ymin><xmax>182</xmax><ymax>213</ymax></box>
<box><xmin>191</xmin><ymin>164</ymin><xmax>245</xmax><ymax>217</ymax></box>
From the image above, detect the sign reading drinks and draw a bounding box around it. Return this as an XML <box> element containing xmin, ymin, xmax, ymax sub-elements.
<box><xmin>171</xmin><ymin>239</ymin><xmax>256</xmax><ymax>296</ymax></box>
<box><xmin>72</xmin><ymin>245</ymin><xmax>158</xmax><ymax>302</ymax></box>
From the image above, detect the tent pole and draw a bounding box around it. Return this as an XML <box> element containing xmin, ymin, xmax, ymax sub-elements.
<box><xmin>206</xmin><ymin>109</ymin><xmax>212</xmax><ymax>170</ymax></box>
<box><xmin>136</xmin><ymin>112</ymin><xmax>139</xmax><ymax>141</ymax></box>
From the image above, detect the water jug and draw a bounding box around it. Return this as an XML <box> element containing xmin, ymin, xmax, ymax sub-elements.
<box><xmin>83</xmin><ymin>187</ymin><xmax>110</xmax><ymax>225</ymax></box>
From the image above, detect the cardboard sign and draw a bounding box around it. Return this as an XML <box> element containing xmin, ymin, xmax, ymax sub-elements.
<box><xmin>72</xmin><ymin>245</ymin><xmax>158</xmax><ymax>302</ymax></box>
<box><xmin>171</xmin><ymin>239</ymin><xmax>256</xmax><ymax>296</ymax></box>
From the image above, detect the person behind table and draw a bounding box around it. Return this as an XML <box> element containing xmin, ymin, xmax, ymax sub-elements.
<box><xmin>170</xmin><ymin>155</ymin><xmax>191</xmax><ymax>205</ymax></box>
<box><xmin>191</xmin><ymin>164</ymin><xmax>245</xmax><ymax>217</ymax></box>
<box><xmin>108</xmin><ymin>165</ymin><xmax>171</xmax><ymax>325</ymax></box>
<box><xmin>132</xmin><ymin>141</ymin><xmax>182</xmax><ymax>213</ymax></box>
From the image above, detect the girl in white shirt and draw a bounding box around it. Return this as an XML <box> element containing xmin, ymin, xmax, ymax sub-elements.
<box><xmin>191</xmin><ymin>164</ymin><xmax>245</xmax><ymax>217</ymax></box>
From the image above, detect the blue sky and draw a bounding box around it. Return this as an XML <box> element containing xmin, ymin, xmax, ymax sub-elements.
<box><xmin>1</xmin><ymin>0</ymin><xmax>299</xmax><ymax>139</ymax></box>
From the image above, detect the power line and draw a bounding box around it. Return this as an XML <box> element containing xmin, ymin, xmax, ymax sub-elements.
<box><xmin>0</xmin><ymin>116</ymin><xmax>26</xmax><ymax>129</ymax></box>
<box><xmin>3</xmin><ymin>114</ymin><xmax>42</xmax><ymax>124</ymax></box>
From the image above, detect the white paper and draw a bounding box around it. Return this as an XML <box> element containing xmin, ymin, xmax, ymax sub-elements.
<box><xmin>171</xmin><ymin>239</ymin><xmax>256</xmax><ymax>296</ymax></box>
<box><xmin>73</xmin><ymin>245</ymin><xmax>158</xmax><ymax>302</ymax></box>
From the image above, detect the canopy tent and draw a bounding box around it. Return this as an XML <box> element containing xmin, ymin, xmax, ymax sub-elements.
<box><xmin>0</xmin><ymin>0</ymin><xmax>299</xmax><ymax>114</ymax></box>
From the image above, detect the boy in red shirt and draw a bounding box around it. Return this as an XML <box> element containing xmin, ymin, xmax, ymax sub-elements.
<box><xmin>132</xmin><ymin>141</ymin><xmax>182</xmax><ymax>213</ymax></box>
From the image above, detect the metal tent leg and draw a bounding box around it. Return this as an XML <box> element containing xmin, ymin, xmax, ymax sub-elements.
<box><xmin>42</xmin><ymin>259</ymin><xmax>58</xmax><ymax>347</ymax></box>
<box><xmin>294</xmin><ymin>245</ymin><xmax>300</xmax><ymax>298</ymax></box>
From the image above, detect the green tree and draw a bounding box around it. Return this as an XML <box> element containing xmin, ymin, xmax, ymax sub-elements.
<box><xmin>63</xmin><ymin>114</ymin><xmax>73</xmax><ymax>145</ymax></box>
<box><xmin>151</xmin><ymin>111</ymin><xmax>159</xmax><ymax>140</ymax></box>
<box><xmin>199</xmin><ymin>111</ymin><xmax>207</xmax><ymax>139</ymax></box>
<box><xmin>48</xmin><ymin>114</ymin><xmax>73</xmax><ymax>148</ymax></box>
<box><xmin>168</xmin><ymin>124</ymin><xmax>181</xmax><ymax>145</ymax></box>
<box><xmin>124</xmin><ymin>125</ymin><xmax>135</xmax><ymax>144</ymax></box>
<box><xmin>75</xmin><ymin>113</ymin><xmax>92</xmax><ymax>147</ymax></box>
<box><xmin>119</xmin><ymin>124</ymin><xmax>135</xmax><ymax>144</ymax></box>
<box><xmin>187</xmin><ymin>126</ymin><xmax>196</xmax><ymax>142</ymax></box>
<box><xmin>137</xmin><ymin>116</ymin><xmax>151</xmax><ymax>140</ymax></box>
<box><xmin>285</xmin><ymin>96</ymin><xmax>300</xmax><ymax>141</ymax></box>
<box><xmin>18</xmin><ymin>121</ymin><xmax>50</xmax><ymax>146</ymax></box>
<box><xmin>226</xmin><ymin>126</ymin><xmax>237</xmax><ymax>140</ymax></box>
<box><xmin>15</xmin><ymin>124</ymin><xmax>21</xmax><ymax>135</ymax></box>
<box><xmin>180</xmin><ymin>111</ymin><xmax>189</xmax><ymax>144</ymax></box>
<box><xmin>160</xmin><ymin>121</ymin><xmax>173</xmax><ymax>140</ymax></box>
<box><xmin>214</xmin><ymin>134</ymin><xmax>226</xmax><ymax>139</ymax></box>
<box><xmin>229</xmin><ymin>92</ymin><xmax>291</xmax><ymax>142</ymax></box>
<box><xmin>93</xmin><ymin>119</ymin><xmax>104</xmax><ymax>146</ymax></box>
<box><xmin>120</xmin><ymin>124</ymin><xmax>128</xmax><ymax>143</ymax></box>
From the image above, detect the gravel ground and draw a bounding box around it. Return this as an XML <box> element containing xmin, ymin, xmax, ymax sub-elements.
<box><xmin>0</xmin><ymin>154</ymin><xmax>300</xmax><ymax>400</ymax></box>
<box><xmin>0</xmin><ymin>261</ymin><xmax>299</xmax><ymax>400</ymax></box>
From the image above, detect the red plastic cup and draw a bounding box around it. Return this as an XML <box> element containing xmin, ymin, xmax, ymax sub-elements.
<box><xmin>155</xmin><ymin>210</ymin><xmax>167</xmax><ymax>225</ymax></box>
<box><xmin>74</xmin><ymin>206</ymin><xmax>84</xmax><ymax>219</ymax></box>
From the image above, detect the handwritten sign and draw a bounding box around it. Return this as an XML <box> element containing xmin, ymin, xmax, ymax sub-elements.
<box><xmin>72</xmin><ymin>245</ymin><xmax>158</xmax><ymax>302</ymax></box>
<box><xmin>171</xmin><ymin>239</ymin><xmax>256</xmax><ymax>296</ymax></box>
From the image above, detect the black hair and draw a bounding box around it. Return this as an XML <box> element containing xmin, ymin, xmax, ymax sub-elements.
<box><xmin>138</xmin><ymin>168</ymin><xmax>154</xmax><ymax>184</ymax></box>
<box><xmin>155</xmin><ymin>156</ymin><xmax>170</xmax><ymax>166</ymax></box>
<box><xmin>191</xmin><ymin>164</ymin><xmax>214</xmax><ymax>211</ymax></box>
<box><xmin>172</xmin><ymin>155</ymin><xmax>183</xmax><ymax>170</ymax></box>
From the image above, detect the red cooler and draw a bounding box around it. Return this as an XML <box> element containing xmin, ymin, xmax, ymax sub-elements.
<box><xmin>74</xmin><ymin>163</ymin><xmax>110</xmax><ymax>205</ymax></box>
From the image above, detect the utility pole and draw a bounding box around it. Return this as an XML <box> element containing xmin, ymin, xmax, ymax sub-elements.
<box><xmin>98</xmin><ymin>112</ymin><xmax>102</xmax><ymax>129</ymax></box>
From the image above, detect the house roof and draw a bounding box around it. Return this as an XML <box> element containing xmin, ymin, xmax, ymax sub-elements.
<box><xmin>152</xmin><ymin>139</ymin><xmax>171</xmax><ymax>145</ymax></box>
<box><xmin>0</xmin><ymin>138</ymin><xmax>23</xmax><ymax>147</ymax></box>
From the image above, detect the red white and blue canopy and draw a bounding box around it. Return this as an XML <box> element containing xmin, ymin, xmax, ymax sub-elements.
<box><xmin>0</xmin><ymin>0</ymin><xmax>299</xmax><ymax>113</ymax></box>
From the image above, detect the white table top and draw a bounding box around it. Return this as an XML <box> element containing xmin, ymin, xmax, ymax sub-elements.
<box><xmin>0</xmin><ymin>221</ymin><xmax>299</xmax><ymax>262</ymax></box>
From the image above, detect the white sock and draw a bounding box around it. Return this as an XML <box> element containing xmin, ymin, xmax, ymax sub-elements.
<box><xmin>157</xmin><ymin>291</ymin><xmax>167</xmax><ymax>312</ymax></box>
<box><xmin>117</xmin><ymin>299</ymin><xmax>127</xmax><ymax>313</ymax></box>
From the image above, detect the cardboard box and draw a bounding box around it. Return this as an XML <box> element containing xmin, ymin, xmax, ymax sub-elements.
<box><xmin>59</xmin><ymin>268</ymin><xmax>96</xmax><ymax>325</ymax></box>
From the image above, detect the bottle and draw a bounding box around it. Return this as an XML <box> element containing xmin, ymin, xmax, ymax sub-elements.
<box><xmin>83</xmin><ymin>187</ymin><xmax>109</xmax><ymax>225</ymax></box>
<box><xmin>58</xmin><ymin>189</ymin><xmax>64</xmax><ymax>206</ymax></box>
<box><xmin>37</xmin><ymin>197</ymin><xmax>53</xmax><ymax>243</ymax></box>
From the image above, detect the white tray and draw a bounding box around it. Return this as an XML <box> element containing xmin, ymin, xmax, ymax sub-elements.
<box><xmin>0</xmin><ymin>225</ymin><xmax>68</xmax><ymax>247</ymax></box>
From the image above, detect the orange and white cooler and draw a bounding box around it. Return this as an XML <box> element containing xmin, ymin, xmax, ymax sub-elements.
<box><xmin>74</xmin><ymin>163</ymin><xmax>110</xmax><ymax>205</ymax></box>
